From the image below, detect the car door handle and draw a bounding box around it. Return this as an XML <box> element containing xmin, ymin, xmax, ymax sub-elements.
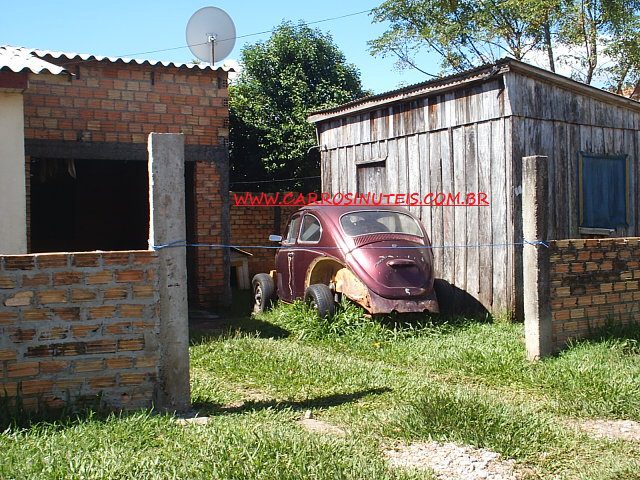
<box><xmin>387</xmin><ymin>258</ymin><xmax>417</xmax><ymax>268</ymax></box>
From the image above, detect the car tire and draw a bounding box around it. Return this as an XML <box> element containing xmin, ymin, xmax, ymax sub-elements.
<box><xmin>304</xmin><ymin>284</ymin><xmax>335</xmax><ymax>319</ymax></box>
<box><xmin>252</xmin><ymin>274</ymin><xmax>275</xmax><ymax>313</ymax></box>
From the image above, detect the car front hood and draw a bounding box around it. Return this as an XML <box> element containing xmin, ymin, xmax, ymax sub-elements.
<box><xmin>345</xmin><ymin>238</ymin><xmax>435</xmax><ymax>299</ymax></box>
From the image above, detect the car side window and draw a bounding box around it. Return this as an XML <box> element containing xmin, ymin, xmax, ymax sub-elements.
<box><xmin>299</xmin><ymin>214</ymin><xmax>322</xmax><ymax>243</ymax></box>
<box><xmin>284</xmin><ymin>215</ymin><xmax>302</xmax><ymax>244</ymax></box>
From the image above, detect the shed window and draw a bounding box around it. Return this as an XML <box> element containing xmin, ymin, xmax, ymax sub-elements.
<box><xmin>579</xmin><ymin>153</ymin><xmax>630</xmax><ymax>229</ymax></box>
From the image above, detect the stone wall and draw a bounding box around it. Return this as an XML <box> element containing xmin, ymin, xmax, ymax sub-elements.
<box><xmin>549</xmin><ymin>238</ymin><xmax>640</xmax><ymax>349</ymax></box>
<box><xmin>0</xmin><ymin>250</ymin><xmax>159</xmax><ymax>411</ymax></box>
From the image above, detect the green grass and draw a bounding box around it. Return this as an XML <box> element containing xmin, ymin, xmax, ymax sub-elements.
<box><xmin>0</xmin><ymin>409</ymin><xmax>424</xmax><ymax>480</ymax></box>
<box><xmin>2</xmin><ymin>300</ymin><xmax>640</xmax><ymax>479</ymax></box>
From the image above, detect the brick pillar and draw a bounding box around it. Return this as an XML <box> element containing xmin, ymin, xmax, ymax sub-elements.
<box><xmin>191</xmin><ymin>161</ymin><xmax>230</xmax><ymax>308</ymax></box>
<box><xmin>148</xmin><ymin>133</ymin><xmax>190</xmax><ymax>412</ymax></box>
<box><xmin>522</xmin><ymin>155</ymin><xmax>553</xmax><ymax>360</ymax></box>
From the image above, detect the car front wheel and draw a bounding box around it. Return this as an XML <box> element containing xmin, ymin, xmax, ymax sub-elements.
<box><xmin>304</xmin><ymin>284</ymin><xmax>335</xmax><ymax>318</ymax></box>
<box><xmin>252</xmin><ymin>273</ymin><xmax>275</xmax><ymax>313</ymax></box>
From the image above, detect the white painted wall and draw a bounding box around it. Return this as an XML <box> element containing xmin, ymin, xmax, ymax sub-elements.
<box><xmin>0</xmin><ymin>92</ymin><xmax>27</xmax><ymax>254</ymax></box>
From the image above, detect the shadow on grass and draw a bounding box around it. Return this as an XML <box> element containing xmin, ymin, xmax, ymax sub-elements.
<box><xmin>433</xmin><ymin>278</ymin><xmax>491</xmax><ymax>318</ymax></box>
<box><xmin>190</xmin><ymin>288</ymin><xmax>291</xmax><ymax>344</ymax></box>
<box><xmin>374</xmin><ymin>311</ymin><xmax>493</xmax><ymax>330</ymax></box>
<box><xmin>190</xmin><ymin>315</ymin><xmax>289</xmax><ymax>345</ymax></box>
<box><xmin>0</xmin><ymin>394</ymin><xmax>142</xmax><ymax>432</ymax></box>
<box><xmin>562</xmin><ymin>320</ymin><xmax>640</xmax><ymax>355</ymax></box>
<box><xmin>592</xmin><ymin>320</ymin><xmax>640</xmax><ymax>341</ymax></box>
<box><xmin>191</xmin><ymin>387</ymin><xmax>391</xmax><ymax>417</ymax></box>
<box><xmin>189</xmin><ymin>300</ymin><xmax>498</xmax><ymax>346</ymax></box>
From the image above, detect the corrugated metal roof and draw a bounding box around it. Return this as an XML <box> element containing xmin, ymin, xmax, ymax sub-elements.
<box><xmin>308</xmin><ymin>59</ymin><xmax>510</xmax><ymax>123</ymax></box>
<box><xmin>308</xmin><ymin>57</ymin><xmax>640</xmax><ymax>123</ymax></box>
<box><xmin>0</xmin><ymin>45</ymin><xmax>69</xmax><ymax>75</ymax></box>
<box><xmin>30</xmin><ymin>46</ymin><xmax>233</xmax><ymax>72</ymax></box>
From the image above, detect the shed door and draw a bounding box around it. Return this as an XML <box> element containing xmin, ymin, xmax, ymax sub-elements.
<box><xmin>356</xmin><ymin>161</ymin><xmax>387</xmax><ymax>195</ymax></box>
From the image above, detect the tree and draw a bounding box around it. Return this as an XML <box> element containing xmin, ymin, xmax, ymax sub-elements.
<box><xmin>557</xmin><ymin>0</ymin><xmax>640</xmax><ymax>85</ymax></box>
<box><xmin>229</xmin><ymin>22</ymin><xmax>368</xmax><ymax>192</ymax></box>
<box><xmin>369</xmin><ymin>0</ymin><xmax>561</xmax><ymax>72</ymax></box>
<box><xmin>369</xmin><ymin>0</ymin><xmax>640</xmax><ymax>87</ymax></box>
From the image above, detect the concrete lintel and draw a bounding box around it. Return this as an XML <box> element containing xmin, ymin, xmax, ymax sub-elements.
<box><xmin>26</xmin><ymin>139</ymin><xmax>228</xmax><ymax>164</ymax></box>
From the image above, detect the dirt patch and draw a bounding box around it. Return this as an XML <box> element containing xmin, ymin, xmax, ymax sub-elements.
<box><xmin>297</xmin><ymin>410</ymin><xmax>347</xmax><ymax>436</ymax></box>
<box><xmin>569</xmin><ymin>419</ymin><xmax>640</xmax><ymax>442</ymax></box>
<box><xmin>223</xmin><ymin>387</ymin><xmax>272</xmax><ymax>409</ymax></box>
<box><xmin>383</xmin><ymin>441</ymin><xmax>520</xmax><ymax>480</ymax></box>
<box><xmin>298</xmin><ymin>418</ymin><xmax>347</xmax><ymax>436</ymax></box>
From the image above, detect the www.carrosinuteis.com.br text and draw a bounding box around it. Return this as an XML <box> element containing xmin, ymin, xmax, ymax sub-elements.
<box><xmin>232</xmin><ymin>191</ymin><xmax>490</xmax><ymax>207</ymax></box>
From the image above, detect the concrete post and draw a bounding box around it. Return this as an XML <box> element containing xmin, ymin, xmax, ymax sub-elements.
<box><xmin>522</xmin><ymin>155</ymin><xmax>552</xmax><ymax>360</ymax></box>
<box><xmin>148</xmin><ymin>133</ymin><xmax>190</xmax><ymax>411</ymax></box>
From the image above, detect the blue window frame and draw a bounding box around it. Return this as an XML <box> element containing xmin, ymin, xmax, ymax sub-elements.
<box><xmin>579</xmin><ymin>152</ymin><xmax>630</xmax><ymax>229</ymax></box>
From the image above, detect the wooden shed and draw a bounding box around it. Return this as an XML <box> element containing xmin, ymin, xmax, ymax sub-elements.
<box><xmin>308</xmin><ymin>58</ymin><xmax>640</xmax><ymax>317</ymax></box>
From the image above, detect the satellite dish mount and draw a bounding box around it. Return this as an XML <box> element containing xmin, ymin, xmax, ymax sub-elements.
<box><xmin>207</xmin><ymin>34</ymin><xmax>216</xmax><ymax>64</ymax></box>
<box><xmin>186</xmin><ymin>6</ymin><xmax>236</xmax><ymax>65</ymax></box>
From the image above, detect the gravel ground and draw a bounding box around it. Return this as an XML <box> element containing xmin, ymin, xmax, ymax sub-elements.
<box><xmin>384</xmin><ymin>441</ymin><xmax>520</xmax><ymax>480</ymax></box>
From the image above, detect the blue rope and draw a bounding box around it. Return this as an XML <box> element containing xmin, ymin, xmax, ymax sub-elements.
<box><xmin>153</xmin><ymin>239</ymin><xmax>550</xmax><ymax>251</ymax></box>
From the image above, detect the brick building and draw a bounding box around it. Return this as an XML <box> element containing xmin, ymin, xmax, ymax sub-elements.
<box><xmin>229</xmin><ymin>200</ymin><xmax>298</xmax><ymax>283</ymax></box>
<box><xmin>0</xmin><ymin>45</ymin><xmax>231</xmax><ymax>307</ymax></box>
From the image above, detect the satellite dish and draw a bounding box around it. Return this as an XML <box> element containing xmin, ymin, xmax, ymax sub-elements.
<box><xmin>186</xmin><ymin>6</ymin><xmax>236</xmax><ymax>65</ymax></box>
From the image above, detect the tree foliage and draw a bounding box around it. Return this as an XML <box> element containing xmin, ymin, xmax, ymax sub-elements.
<box><xmin>370</xmin><ymin>0</ymin><xmax>640</xmax><ymax>89</ymax></box>
<box><xmin>229</xmin><ymin>22</ymin><xmax>368</xmax><ymax>192</ymax></box>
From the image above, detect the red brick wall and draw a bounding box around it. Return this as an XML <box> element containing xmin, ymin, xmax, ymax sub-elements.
<box><xmin>191</xmin><ymin>162</ymin><xmax>229</xmax><ymax>306</ymax></box>
<box><xmin>21</xmin><ymin>59</ymin><xmax>230</xmax><ymax>307</ymax></box>
<box><xmin>230</xmin><ymin>196</ymin><xmax>298</xmax><ymax>279</ymax></box>
<box><xmin>549</xmin><ymin>238</ymin><xmax>640</xmax><ymax>349</ymax></box>
<box><xmin>0</xmin><ymin>250</ymin><xmax>160</xmax><ymax>411</ymax></box>
<box><xmin>23</xmin><ymin>61</ymin><xmax>228</xmax><ymax>144</ymax></box>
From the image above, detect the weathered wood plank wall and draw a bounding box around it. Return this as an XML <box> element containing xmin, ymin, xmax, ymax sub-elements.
<box><xmin>505</xmin><ymin>72</ymin><xmax>640</xmax><ymax>240</ymax></box>
<box><xmin>317</xmin><ymin>70</ymin><xmax>640</xmax><ymax>316</ymax></box>
<box><xmin>505</xmin><ymin>72</ymin><xmax>640</xmax><ymax>318</ymax></box>
<box><xmin>318</xmin><ymin>79</ymin><xmax>515</xmax><ymax>313</ymax></box>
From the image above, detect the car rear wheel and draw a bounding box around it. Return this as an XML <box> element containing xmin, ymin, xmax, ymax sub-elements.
<box><xmin>304</xmin><ymin>284</ymin><xmax>335</xmax><ymax>318</ymax></box>
<box><xmin>252</xmin><ymin>274</ymin><xmax>275</xmax><ymax>313</ymax></box>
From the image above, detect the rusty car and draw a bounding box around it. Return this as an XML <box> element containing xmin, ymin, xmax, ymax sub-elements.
<box><xmin>252</xmin><ymin>205</ymin><xmax>440</xmax><ymax>317</ymax></box>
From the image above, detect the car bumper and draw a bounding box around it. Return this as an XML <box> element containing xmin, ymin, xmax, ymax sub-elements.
<box><xmin>364</xmin><ymin>287</ymin><xmax>440</xmax><ymax>314</ymax></box>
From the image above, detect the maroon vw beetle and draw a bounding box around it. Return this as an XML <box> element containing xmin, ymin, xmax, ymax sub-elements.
<box><xmin>252</xmin><ymin>205</ymin><xmax>440</xmax><ymax>317</ymax></box>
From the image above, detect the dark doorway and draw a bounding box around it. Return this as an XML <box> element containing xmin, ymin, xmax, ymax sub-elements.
<box><xmin>30</xmin><ymin>159</ymin><xmax>149</xmax><ymax>252</ymax></box>
<box><xmin>184</xmin><ymin>161</ymin><xmax>197</xmax><ymax>304</ymax></box>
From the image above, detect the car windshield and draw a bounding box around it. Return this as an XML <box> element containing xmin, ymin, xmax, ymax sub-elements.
<box><xmin>340</xmin><ymin>211</ymin><xmax>423</xmax><ymax>237</ymax></box>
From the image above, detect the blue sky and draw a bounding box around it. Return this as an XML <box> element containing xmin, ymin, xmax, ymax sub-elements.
<box><xmin>1</xmin><ymin>0</ymin><xmax>440</xmax><ymax>93</ymax></box>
